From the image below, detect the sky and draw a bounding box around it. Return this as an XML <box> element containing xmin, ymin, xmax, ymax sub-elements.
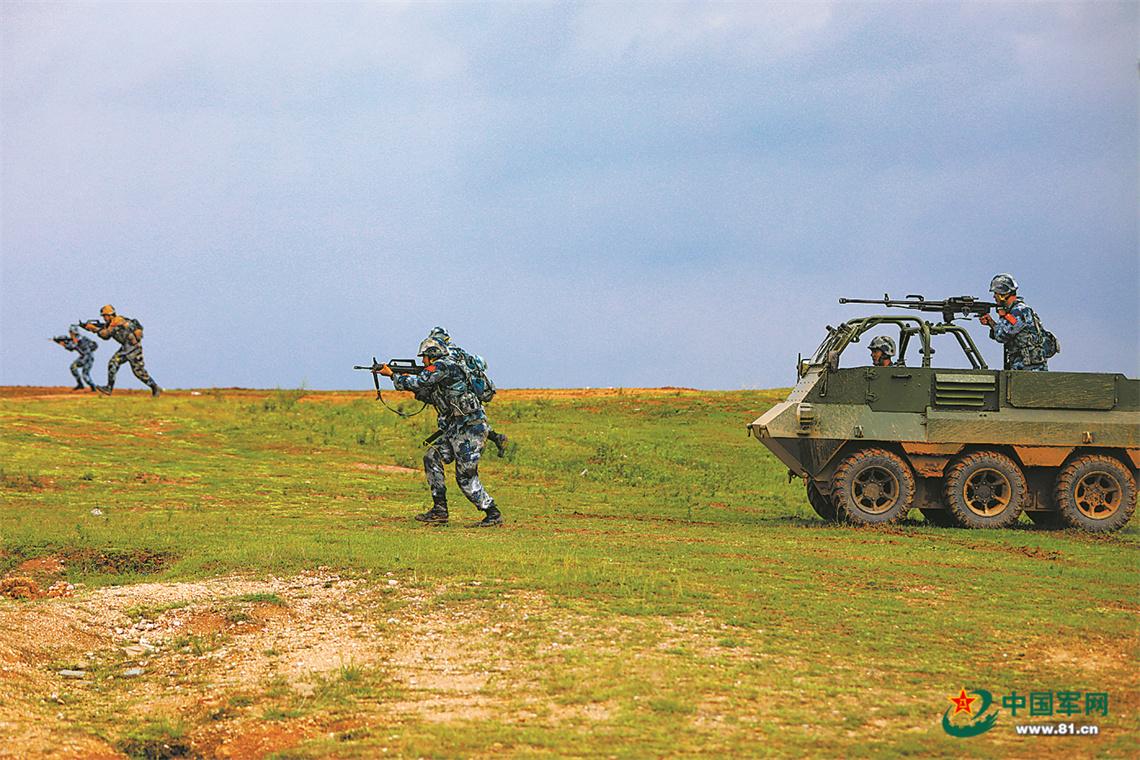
<box><xmin>2</xmin><ymin>1</ymin><xmax>1137</xmax><ymax>390</ymax></box>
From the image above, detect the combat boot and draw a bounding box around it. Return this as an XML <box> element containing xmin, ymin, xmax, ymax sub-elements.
<box><xmin>475</xmin><ymin>504</ymin><xmax>503</xmax><ymax>527</ymax></box>
<box><xmin>149</xmin><ymin>383</ymin><xmax>163</xmax><ymax>398</ymax></box>
<box><xmin>96</xmin><ymin>384</ymin><xmax>113</xmax><ymax>396</ymax></box>
<box><xmin>414</xmin><ymin>499</ymin><xmax>449</xmax><ymax>524</ymax></box>
<box><xmin>72</xmin><ymin>382</ymin><xmax>85</xmax><ymax>390</ymax></box>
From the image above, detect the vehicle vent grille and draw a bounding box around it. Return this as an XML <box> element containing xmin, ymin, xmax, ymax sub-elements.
<box><xmin>933</xmin><ymin>373</ymin><xmax>996</xmax><ymax>408</ymax></box>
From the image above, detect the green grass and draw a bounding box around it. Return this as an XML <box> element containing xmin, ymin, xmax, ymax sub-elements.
<box><xmin>2</xmin><ymin>387</ymin><xmax>1137</xmax><ymax>758</ymax></box>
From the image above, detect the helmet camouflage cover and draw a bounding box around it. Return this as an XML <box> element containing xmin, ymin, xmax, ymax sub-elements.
<box><xmin>100</xmin><ymin>304</ymin><xmax>116</xmax><ymax>317</ymax></box>
<box><xmin>868</xmin><ymin>335</ymin><xmax>896</xmax><ymax>356</ymax></box>
<box><xmin>418</xmin><ymin>336</ymin><xmax>449</xmax><ymax>359</ymax></box>
<box><xmin>428</xmin><ymin>326</ymin><xmax>451</xmax><ymax>344</ymax></box>
<box><xmin>989</xmin><ymin>273</ymin><xmax>1018</xmax><ymax>295</ymax></box>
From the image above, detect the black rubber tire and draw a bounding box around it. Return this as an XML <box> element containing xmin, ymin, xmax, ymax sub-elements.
<box><xmin>831</xmin><ymin>448</ymin><xmax>914</xmax><ymax>525</ymax></box>
<box><xmin>1026</xmin><ymin>511</ymin><xmax>1065</xmax><ymax>530</ymax></box>
<box><xmin>1054</xmin><ymin>455</ymin><xmax>1137</xmax><ymax>533</ymax></box>
<box><xmin>806</xmin><ymin>481</ymin><xmax>838</xmax><ymax>521</ymax></box>
<box><xmin>920</xmin><ymin>508</ymin><xmax>957</xmax><ymax>527</ymax></box>
<box><xmin>943</xmin><ymin>451</ymin><xmax>1026</xmax><ymax>529</ymax></box>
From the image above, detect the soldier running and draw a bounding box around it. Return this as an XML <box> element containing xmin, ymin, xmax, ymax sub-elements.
<box><xmin>427</xmin><ymin>326</ymin><xmax>509</xmax><ymax>456</ymax></box>
<box><xmin>52</xmin><ymin>324</ymin><xmax>98</xmax><ymax>391</ymax></box>
<box><xmin>979</xmin><ymin>274</ymin><xmax>1052</xmax><ymax>371</ymax></box>
<box><xmin>81</xmin><ymin>304</ymin><xmax>162</xmax><ymax>396</ymax></box>
<box><xmin>379</xmin><ymin>334</ymin><xmax>503</xmax><ymax>527</ymax></box>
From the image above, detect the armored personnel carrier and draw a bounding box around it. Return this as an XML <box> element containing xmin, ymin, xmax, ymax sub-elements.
<box><xmin>748</xmin><ymin>296</ymin><xmax>1138</xmax><ymax>532</ymax></box>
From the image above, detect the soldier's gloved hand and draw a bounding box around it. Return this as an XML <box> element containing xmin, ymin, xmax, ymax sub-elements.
<box><xmin>979</xmin><ymin>314</ymin><xmax>993</xmax><ymax>326</ymax></box>
<box><xmin>378</xmin><ymin>364</ymin><xmax>393</xmax><ymax>377</ymax></box>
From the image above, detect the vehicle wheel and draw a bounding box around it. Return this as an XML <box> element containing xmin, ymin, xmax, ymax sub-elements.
<box><xmin>806</xmin><ymin>481</ymin><xmax>837</xmax><ymax>521</ymax></box>
<box><xmin>920</xmin><ymin>508</ymin><xmax>957</xmax><ymax>527</ymax></box>
<box><xmin>1054</xmin><ymin>455</ymin><xmax>1137</xmax><ymax>533</ymax></box>
<box><xmin>943</xmin><ymin>451</ymin><xmax>1026</xmax><ymax>529</ymax></box>
<box><xmin>831</xmin><ymin>448</ymin><xmax>914</xmax><ymax>525</ymax></box>
<box><xmin>1026</xmin><ymin>511</ymin><xmax>1065</xmax><ymax>530</ymax></box>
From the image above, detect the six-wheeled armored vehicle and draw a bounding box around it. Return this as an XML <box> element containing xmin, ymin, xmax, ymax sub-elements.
<box><xmin>748</xmin><ymin>299</ymin><xmax>1138</xmax><ymax>531</ymax></box>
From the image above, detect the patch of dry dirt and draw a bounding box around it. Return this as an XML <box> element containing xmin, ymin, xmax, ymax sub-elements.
<box><xmin>0</xmin><ymin>570</ymin><xmax>773</xmax><ymax>758</ymax></box>
<box><xmin>0</xmin><ymin>573</ymin><xmax>569</xmax><ymax>758</ymax></box>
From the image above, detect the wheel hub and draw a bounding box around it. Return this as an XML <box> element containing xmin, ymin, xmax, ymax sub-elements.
<box><xmin>1075</xmin><ymin>472</ymin><xmax>1121</xmax><ymax>518</ymax></box>
<box><xmin>962</xmin><ymin>467</ymin><xmax>1012</xmax><ymax>517</ymax></box>
<box><xmin>852</xmin><ymin>465</ymin><xmax>899</xmax><ymax>515</ymax></box>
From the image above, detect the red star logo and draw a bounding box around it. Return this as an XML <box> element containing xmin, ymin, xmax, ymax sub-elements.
<box><xmin>949</xmin><ymin>688</ymin><xmax>976</xmax><ymax>716</ymax></box>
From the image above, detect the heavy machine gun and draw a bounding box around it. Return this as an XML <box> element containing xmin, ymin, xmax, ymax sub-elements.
<box><xmin>838</xmin><ymin>294</ymin><xmax>999</xmax><ymax>324</ymax></box>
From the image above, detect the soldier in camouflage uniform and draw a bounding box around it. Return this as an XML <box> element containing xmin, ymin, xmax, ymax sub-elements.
<box><xmin>52</xmin><ymin>325</ymin><xmax>98</xmax><ymax>390</ymax></box>
<box><xmin>428</xmin><ymin>327</ymin><xmax>509</xmax><ymax>457</ymax></box>
<box><xmin>81</xmin><ymin>304</ymin><xmax>163</xmax><ymax>396</ymax></box>
<box><xmin>979</xmin><ymin>274</ymin><xmax>1050</xmax><ymax>371</ymax></box>
<box><xmin>868</xmin><ymin>335</ymin><xmax>895</xmax><ymax>367</ymax></box>
<box><xmin>380</xmin><ymin>335</ymin><xmax>502</xmax><ymax>527</ymax></box>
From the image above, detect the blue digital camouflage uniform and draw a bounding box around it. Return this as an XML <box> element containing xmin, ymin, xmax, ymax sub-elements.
<box><xmin>393</xmin><ymin>358</ymin><xmax>496</xmax><ymax>513</ymax></box>
<box><xmin>987</xmin><ymin>298</ymin><xmax>1048</xmax><ymax>371</ymax></box>
<box><xmin>56</xmin><ymin>334</ymin><xmax>98</xmax><ymax>388</ymax></box>
<box><xmin>85</xmin><ymin>315</ymin><xmax>160</xmax><ymax>391</ymax></box>
<box><xmin>427</xmin><ymin>328</ymin><xmax>508</xmax><ymax>455</ymax></box>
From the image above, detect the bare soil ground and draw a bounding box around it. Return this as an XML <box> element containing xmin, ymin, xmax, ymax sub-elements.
<box><xmin>0</xmin><ymin>565</ymin><xmax>743</xmax><ymax>759</ymax></box>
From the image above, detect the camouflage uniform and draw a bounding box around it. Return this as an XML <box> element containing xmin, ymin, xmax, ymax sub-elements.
<box><xmin>393</xmin><ymin>358</ymin><xmax>498</xmax><ymax>518</ymax></box>
<box><xmin>85</xmin><ymin>315</ymin><xmax>161</xmax><ymax>393</ymax></box>
<box><xmin>56</xmin><ymin>333</ymin><xmax>98</xmax><ymax>389</ymax></box>
<box><xmin>987</xmin><ymin>298</ymin><xmax>1048</xmax><ymax>371</ymax></box>
<box><xmin>427</xmin><ymin>328</ymin><xmax>508</xmax><ymax>456</ymax></box>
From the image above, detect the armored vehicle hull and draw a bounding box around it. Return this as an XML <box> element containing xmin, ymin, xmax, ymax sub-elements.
<box><xmin>751</xmin><ymin>364</ymin><xmax>1138</xmax><ymax>532</ymax></box>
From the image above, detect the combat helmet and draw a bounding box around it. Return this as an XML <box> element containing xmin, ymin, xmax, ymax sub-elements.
<box><xmin>868</xmin><ymin>335</ymin><xmax>896</xmax><ymax>357</ymax></box>
<box><xmin>68</xmin><ymin>323</ymin><xmax>82</xmax><ymax>335</ymax></box>
<box><xmin>988</xmin><ymin>274</ymin><xmax>1018</xmax><ymax>296</ymax></box>
<box><xmin>418</xmin><ymin>336</ymin><xmax>449</xmax><ymax>360</ymax></box>
<box><xmin>429</xmin><ymin>326</ymin><xmax>451</xmax><ymax>344</ymax></box>
<box><xmin>100</xmin><ymin>304</ymin><xmax>116</xmax><ymax>319</ymax></box>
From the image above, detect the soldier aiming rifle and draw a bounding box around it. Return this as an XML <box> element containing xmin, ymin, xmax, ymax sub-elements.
<box><xmin>51</xmin><ymin>325</ymin><xmax>98</xmax><ymax>391</ymax></box>
<box><xmin>355</xmin><ymin>332</ymin><xmax>504</xmax><ymax>527</ymax></box>
<box><xmin>80</xmin><ymin>304</ymin><xmax>162</xmax><ymax>396</ymax></box>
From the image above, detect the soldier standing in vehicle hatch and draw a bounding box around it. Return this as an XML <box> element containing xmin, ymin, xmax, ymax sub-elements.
<box><xmin>979</xmin><ymin>274</ymin><xmax>1053</xmax><ymax>371</ymax></box>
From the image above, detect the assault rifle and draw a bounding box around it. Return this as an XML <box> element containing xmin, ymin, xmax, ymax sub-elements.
<box><xmin>838</xmin><ymin>294</ymin><xmax>999</xmax><ymax>324</ymax></box>
<box><xmin>353</xmin><ymin>358</ymin><xmax>429</xmax><ymax>418</ymax></box>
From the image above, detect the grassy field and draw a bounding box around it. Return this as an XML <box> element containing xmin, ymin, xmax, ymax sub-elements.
<box><xmin>1</xmin><ymin>386</ymin><xmax>1137</xmax><ymax>759</ymax></box>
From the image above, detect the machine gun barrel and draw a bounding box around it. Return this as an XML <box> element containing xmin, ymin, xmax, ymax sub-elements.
<box><xmin>839</xmin><ymin>294</ymin><xmax>999</xmax><ymax>323</ymax></box>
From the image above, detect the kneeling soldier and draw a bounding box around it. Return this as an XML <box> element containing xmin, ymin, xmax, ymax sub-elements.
<box><xmin>380</xmin><ymin>335</ymin><xmax>502</xmax><ymax>527</ymax></box>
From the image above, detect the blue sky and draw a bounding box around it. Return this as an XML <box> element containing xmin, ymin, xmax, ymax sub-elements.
<box><xmin>2</xmin><ymin>2</ymin><xmax>1136</xmax><ymax>390</ymax></box>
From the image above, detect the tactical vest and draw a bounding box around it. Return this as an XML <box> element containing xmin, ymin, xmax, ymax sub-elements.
<box><xmin>1005</xmin><ymin>302</ymin><xmax>1047</xmax><ymax>369</ymax></box>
